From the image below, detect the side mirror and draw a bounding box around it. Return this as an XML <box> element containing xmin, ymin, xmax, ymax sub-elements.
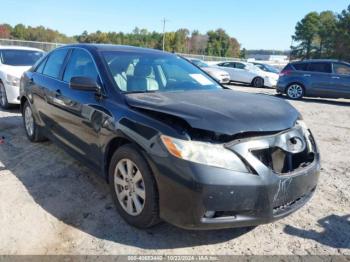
<box><xmin>69</xmin><ymin>76</ymin><xmax>100</xmax><ymax>92</ymax></box>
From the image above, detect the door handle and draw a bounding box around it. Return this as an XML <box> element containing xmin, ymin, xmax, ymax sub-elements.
<box><xmin>303</xmin><ymin>74</ymin><xmax>311</xmax><ymax>77</ymax></box>
<box><xmin>332</xmin><ymin>76</ymin><xmax>340</xmax><ymax>79</ymax></box>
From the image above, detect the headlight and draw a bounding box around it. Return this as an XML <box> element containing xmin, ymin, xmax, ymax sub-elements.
<box><xmin>6</xmin><ymin>74</ymin><xmax>20</xmax><ymax>86</ymax></box>
<box><xmin>160</xmin><ymin>135</ymin><xmax>249</xmax><ymax>172</ymax></box>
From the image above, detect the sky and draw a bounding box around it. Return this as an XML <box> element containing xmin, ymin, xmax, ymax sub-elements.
<box><xmin>1</xmin><ymin>0</ymin><xmax>349</xmax><ymax>50</ymax></box>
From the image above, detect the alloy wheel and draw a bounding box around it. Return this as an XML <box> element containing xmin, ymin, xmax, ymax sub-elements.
<box><xmin>24</xmin><ymin>106</ymin><xmax>34</xmax><ymax>137</ymax></box>
<box><xmin>287</xmin><ymin>84</ymin><xmax>303</xmax><ymax>99</ymax></box>
<box><xmin>114</xmin><ymin>159</ymin><xmax>146</xmax><ymax>216</ymax></box>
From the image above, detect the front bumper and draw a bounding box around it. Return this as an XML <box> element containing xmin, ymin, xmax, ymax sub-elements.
<box><xmin>3</xmin><ymin>83</ymin><xmax>20</xmax><ymax>104</ymax></box>
<box><xmin>149</xmin><ymin>127</ymin><xmax>320</xmax><ymax>230</ymax></box>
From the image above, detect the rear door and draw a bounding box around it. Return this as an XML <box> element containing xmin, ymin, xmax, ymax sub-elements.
<box><xmin>331</xmin><ymin>62</ymin><xmax>350</xmax><ymax>98</ymax></box>
<box><xmin>50</xmin><ymin>48</ymin><xmax>105</xmax><ymax>167</ymax></box>
<box><xmin>31</xmin><ymin>48</ymin><xmax>69</xmax><ymax>132</ymax></box>
<box><xmin>303</xmin><ymin>62</ymin><xmax>334</xmax><ymax>97</ymax></box>
<box><xmin>232</xmin><ymin>62</ymin><xmax>251</xmax><ymax>83</ymax></box>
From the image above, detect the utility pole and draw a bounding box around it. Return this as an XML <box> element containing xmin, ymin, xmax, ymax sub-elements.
<box><xmin>162</xmin><ymin>18</ymin><xmax>168</xmax><ymax>51</ymax></box>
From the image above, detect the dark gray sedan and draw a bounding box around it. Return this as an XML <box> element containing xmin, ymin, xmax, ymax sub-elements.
<box><xmin>277</xmin><ymin>59</ymin><xmax>350</xmax><ymax>99</ymax></box>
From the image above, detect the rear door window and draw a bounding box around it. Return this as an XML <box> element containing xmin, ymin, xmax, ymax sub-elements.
<box><xmin>308</xmin><ymin>62</ymin><xmax>332</xmax><ymax>73</ymax></box>
<box><xmin>42</xmin><ymin>48</ymin><xmax>68</xmax><ymax>79</ymax></box>
<box><xmin>234</xmin><ymin>63</ymin><xmax>246</xmax><ymax>69</ymax></box>
<box><xmin>333</xmin><ymin>63</ymin><xmax>350</xmax><ymax>75</ymax></box>
<box><xmin>293</xmin><ymin>63</ymin><xmax>308</xmax><ymax>71</ymax></box>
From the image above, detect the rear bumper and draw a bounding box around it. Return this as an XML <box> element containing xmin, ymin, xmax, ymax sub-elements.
<box><xmin>3</xmin><ymin>83</ymin><xmax>20</xmax><ymax>104</ymax></box>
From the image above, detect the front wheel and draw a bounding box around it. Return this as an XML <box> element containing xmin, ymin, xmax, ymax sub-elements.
<box><xmin>286</xmin><ymin>83</ymin><xmax>304</xmax><ymax>99</ymax></box>
<box><xmin>109</xmin><ymin>144</ymin><xmax>160</xmax><ymax>228</ymax></box>
<box><xmin>252</xmin><ymin>77</ymin><xmax>264</xmax><ymax>88</ymax></box>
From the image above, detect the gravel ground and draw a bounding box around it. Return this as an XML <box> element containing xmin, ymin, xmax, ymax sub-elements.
<box><xmin>0</xmin><ymin>85</ymin><xmax>349</xmax><ymax>255</ymax></box>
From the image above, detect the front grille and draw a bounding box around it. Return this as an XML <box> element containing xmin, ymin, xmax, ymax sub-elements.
<box><xmin>252</xmin><ymin>146</ymin><xmax>315</xmax><ymax>174</ymax></box>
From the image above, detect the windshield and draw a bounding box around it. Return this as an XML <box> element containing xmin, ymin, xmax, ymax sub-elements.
<box><xmin>0</xmin><ymin>50</ymin><xmax>44</xmax><ymax>66</ymax></box>
<box><xmin>103</xmin><ymin>51</ymin><xmax>221</xmax><ymax>93</ymax></box>
<box><xmin>255</xmin><ymin>63</ymin><xmax>279</xmax><ymax>73</ymax></box>
<box><xmin>190</xmin><ymin>59</ymin><xmax>209</xmax><ymax>68</ymax></box>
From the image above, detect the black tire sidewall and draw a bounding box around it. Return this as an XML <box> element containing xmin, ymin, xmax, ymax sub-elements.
<box><xmin>253</xmin><ymin>77</ymin><xmax>264</xmax><ymax>88</ymax></box>
<box><xmin>0</xmin><ymin>83</ymin><xmax>9</xmax><ymax>109</ymax></box>
<box><xmin>23</xmin><ymin>101</ymin><xmax>45</xmax><ymax>142</ymax></box>
<box><xmin>108</xmin><ymin>144</ymin><xmax>159</xmax><ymax>228</ymax></box>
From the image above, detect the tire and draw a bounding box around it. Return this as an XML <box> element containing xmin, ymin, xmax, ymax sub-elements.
<box><xmin>286</xmin><ymin>83</ymin><xmax>304</xmax><ymax>99</ymax></box>
<box><xmin>22</xmin><ymin>101</ymin><xmax>46</xmax><ymax>142</ymax></box>
<box><xmin>0</xmin><ymin>82</ymin><xmax>9</xmax><ymax>109</ymax></box>
<box><xmin>109</xmin><ymin>144</ymin><xmax>160</xmax><ymax>228</ymax></box>
<box><xmin>252</xmin><ymin>77</ymin><xmax>264</xmax><ymax>88</ymax></box>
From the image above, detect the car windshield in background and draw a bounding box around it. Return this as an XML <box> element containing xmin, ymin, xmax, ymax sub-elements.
<box><xmin>191</xmin><ymin>59</ymin><xmax>209</xmax><ymax>68</ymax></box>
<box><xmin>0</xmin><ymin>50</ymin><xmax>44</xmax><ymax>66</ymax></box>
<box><xmin>256</xmin><ymin>63</ymin><xmax>279</xmax><ymax>73</ymax></box>
<box><xmin>103</xmin><ymin>51</ymin><xmax>222</xmax><ymax>93</ymax></box>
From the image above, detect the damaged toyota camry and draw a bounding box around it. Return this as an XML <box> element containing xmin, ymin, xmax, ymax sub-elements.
<box><xmin>20</xmin><ymin>44</ymin><xmax>320</xmax><ymax>229</ymax></box>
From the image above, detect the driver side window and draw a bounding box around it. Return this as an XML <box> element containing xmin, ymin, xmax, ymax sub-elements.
<box><xmin>63</xmin><ymin>49</ymin><xmax>98</xmax><ymax>83</ymax></box>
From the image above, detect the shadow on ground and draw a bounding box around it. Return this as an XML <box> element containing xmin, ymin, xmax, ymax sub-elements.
<box><xmin>284</xmin><ymin>214</ymin><xmax>350</xmax><ymax>249</ymax></box>
<box><xmin>0</xmin><ymin>114</ymin><xmax>253</xmax><ymax>250</ymax></box>
<box><xmin>280</xmin><ymin>96</ymin><xmax>350</xmax><ymax>107</ymax></box>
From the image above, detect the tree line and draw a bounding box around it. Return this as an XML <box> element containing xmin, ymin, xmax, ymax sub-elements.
<box><xmin>0</xmin><ymin>23</ymin><xmax>240</xmax><ymax>57</ymax></box>
<box><xmin>291</xmin><ymin>4</ymin><xmax>350</xmax><ymax>61</ymax></box>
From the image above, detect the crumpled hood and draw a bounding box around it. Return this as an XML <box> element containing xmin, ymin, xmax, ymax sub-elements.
<box><xmin>125</xmin><ymin>89</ymin><xmax>300</xmax><ymax>136</ymax></box>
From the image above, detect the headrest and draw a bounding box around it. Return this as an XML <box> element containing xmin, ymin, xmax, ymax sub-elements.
<box><xmin>134</xmin><ymin>63</ymin><xmax>153</xmax><ymax>77</ymax></box>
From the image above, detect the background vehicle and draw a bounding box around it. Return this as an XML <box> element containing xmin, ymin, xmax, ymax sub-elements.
<box><xmin>277</xmin><ymin>59</ymin><xmax>350</xmax><ymax>99</ymax></box>
<box><xmin>215</xmin><ymin>61</ymin><xmax>278</xmax><ymax>88</ymax></box>
<box><xmin>187</xmin><ymin>58</ymin><xmax>230</xmax><ymax>84</ymax></box>
<box><xmin>0</xmin><ymin>46</ymin><xmax>44</xmax><ymax>108</ymax></box>
<box><xmin>21</xmin><ymin>44</ymin><xmax>320</xmax><ymax>230</ymax></box>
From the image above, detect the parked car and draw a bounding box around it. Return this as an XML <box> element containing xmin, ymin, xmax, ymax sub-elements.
<box><xmin>0</xmin><ymin>46</ymin><xmax>44</xmax><ymax>108</ymax></box>
<box><xmin>21</xmin><ymin>44</ymin><xmax>320</xmax><ymax>230</ymax></box>
<box><xmin>252</xmin><ymin>62</ymin><xmax>280</xmax><ymax>74</ymax></box>
<box><xmin>187</xmin><ymin>58</ymin><xmax>230</xmax><ymax>84</ymax></box>
<box><xmin>277</xmin><ymin>59</ymin><xmax>350</xmax><ymax>99</ymax></box>
<box><xmin>215</xmin><ymin>61</ymin><xmax>279</xmax><ymax>88</ymax></box>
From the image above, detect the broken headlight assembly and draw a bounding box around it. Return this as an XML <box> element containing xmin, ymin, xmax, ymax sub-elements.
<box><xmin>160</xmin><ymin>135</ymin><xmax>249</xmax><ymax>173</ymax></box>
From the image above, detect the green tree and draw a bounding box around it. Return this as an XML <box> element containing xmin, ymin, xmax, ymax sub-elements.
<box><xmin>292</xmin><ymin>12</ymin><xmax>320</xmax><ymax>59</ymax></box>
<box><xmin>317</xmin><ymin>11</ymin><xmax>337</xmax><ymax>58</ymax></box>
<box><xmin>334</xmin><ymin>5</ymin><xmax>350</xmax><ymax>61</ymax></box>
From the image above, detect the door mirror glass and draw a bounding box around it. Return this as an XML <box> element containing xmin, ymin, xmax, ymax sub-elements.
<box><xmin>70</xmin><ymin>76</ymin><xmax>100</xmax><ymax>92</ymax></box>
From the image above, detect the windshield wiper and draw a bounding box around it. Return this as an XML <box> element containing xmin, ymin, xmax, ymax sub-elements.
<box><xmin>123</xmin><ymin>90</ymin><xmax>158</xmax><ymax>94</ymax></box>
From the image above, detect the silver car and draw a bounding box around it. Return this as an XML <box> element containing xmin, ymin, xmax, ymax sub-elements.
<box><xmin>188</xmin><ymin>58</ymin><xmax>230</xmax><ymax>84</ymax></box>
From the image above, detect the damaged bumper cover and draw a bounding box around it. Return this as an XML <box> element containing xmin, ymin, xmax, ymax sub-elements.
<box><xmin>149</xmin><ymin>125</ymin><xmax>320</xmax><ymax>230</ymax></box>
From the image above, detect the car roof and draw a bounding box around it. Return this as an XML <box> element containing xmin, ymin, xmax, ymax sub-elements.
<box><xmin>61</xmin><ymin>43</ymin><xmax>173</xmax><ymax>56</ymax></box>
<box><xmin>0</xmin><ymin>45</ymin><xmax>44</xmax><ymax>52</ymax></box>
<box><xmin>292</xmin><ymin>59</ymin><xmax>345</xmax><ymax>64</ymax></box>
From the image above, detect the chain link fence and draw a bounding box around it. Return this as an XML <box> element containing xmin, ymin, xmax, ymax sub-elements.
<box><xmin>0</xmin><ymin>38</ymin><xmax>64</xmax><ymax>51</ymax></box>
<box><xmin>0</xmin><ymin>38</ymin><xmax>287</xmax><ymax>68</ymax></box>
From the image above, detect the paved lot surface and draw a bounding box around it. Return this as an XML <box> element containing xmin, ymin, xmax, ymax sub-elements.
<box><xmin>0</xmin><ymin>85</ymin><xmax>349</xmax><ymax>255</ymax></box>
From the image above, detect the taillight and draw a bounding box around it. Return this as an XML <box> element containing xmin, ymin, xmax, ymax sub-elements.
<box><xmin>279</xmin><ymin>70</ymin><xmax>292</xmax><ymax>77</ymax></box>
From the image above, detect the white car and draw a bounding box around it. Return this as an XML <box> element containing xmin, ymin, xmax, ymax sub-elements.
<box><xmin>188</xmin><ymin>58</ymin><xmax>230</xmax><ymax>84</ymax></box>
<box><xmin>215</xmin><ymin>61</ymin><xmax>279</xmax><ymax>88</ymax></box>
<box><xmin>0</xmin><ymin>46</ymin><xmax>44</xmax><ymax>108</ymax></box>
